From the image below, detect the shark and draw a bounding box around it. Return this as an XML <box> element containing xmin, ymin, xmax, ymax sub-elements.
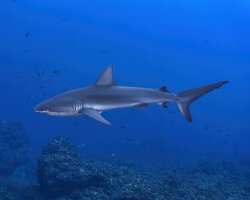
<box><xmin>34</xmin><ymin>66</ymin><xmax>228</xmax><ymax>125</ymax></box>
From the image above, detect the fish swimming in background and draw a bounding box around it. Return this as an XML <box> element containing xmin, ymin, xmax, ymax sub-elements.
<box><xmin>34</xmin><ymin>66</ymin><xmax>228</xmax><ymax>125</ymax></box>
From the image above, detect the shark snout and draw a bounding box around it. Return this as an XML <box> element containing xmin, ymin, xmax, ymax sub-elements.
<box><xmin>34</xmin><ymin>104</ymin><xmax>41</xmax><ymax>112</ymax></box>
<box><xmin>34</xmin><ymin>103</ymin><xmax>48</xmax><ymax>113</ymax></box>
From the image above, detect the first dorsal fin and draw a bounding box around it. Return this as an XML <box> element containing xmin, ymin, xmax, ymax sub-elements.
<box><xmin>95</xmin><ymin>65</ymin><xmax>115</xmax><ymax>86</ymax></box>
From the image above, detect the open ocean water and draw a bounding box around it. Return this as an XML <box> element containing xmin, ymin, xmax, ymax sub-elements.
<box><xmin>0</xmin><ymin>0</ymin><xmax>250</xmax><ymax>199</ymax></box>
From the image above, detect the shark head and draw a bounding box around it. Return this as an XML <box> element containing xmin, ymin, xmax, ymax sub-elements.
<box><xmin>34</xmin><ymin>95</ymin><xmax>83</xmax><ymax>116</ymax></box>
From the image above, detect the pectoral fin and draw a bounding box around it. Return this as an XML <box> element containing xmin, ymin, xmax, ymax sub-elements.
<box><xmin>81</xmin><ymin>108</ymin><xmax>111</xmax><ymax>125</ymax></box>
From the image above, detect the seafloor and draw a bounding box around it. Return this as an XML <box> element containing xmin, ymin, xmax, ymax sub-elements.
<box><xmin>0</xmin><ymin>120</ymin><xmax>250</xmax><ymax>200</ymax></box>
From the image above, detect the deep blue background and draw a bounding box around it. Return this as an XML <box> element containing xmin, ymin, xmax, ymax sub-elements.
<box><xmin>0</xmin><ymin>0</ymin><xmax>249</xmax><ymax>166</ymax></box>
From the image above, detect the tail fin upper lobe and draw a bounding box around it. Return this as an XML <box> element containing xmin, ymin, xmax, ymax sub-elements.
<box><xmin>176</xmin><ymin>81</ymin><xmax>228</xmax><ymax>122</ymax></box>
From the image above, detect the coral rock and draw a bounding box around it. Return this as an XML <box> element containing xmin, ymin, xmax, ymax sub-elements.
<box><xmin>37</xmin><ymin>136</ymin><xmax>106</xmax><ymax>197</ymax></box>
<box><xmin>0</xmin><ymin>120</ymin><xmax>31</xmax><ymax>176</ymax></box>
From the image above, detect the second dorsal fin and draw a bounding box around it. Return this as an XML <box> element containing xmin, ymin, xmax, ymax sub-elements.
<box><xmin>95</xmin><ymin>65</ymin><xmax>115</xmax><ymax>86</ymax></box>
<box><xmin>160</xmin><ymin>86</ymin><xmax>168</xmax><ymax>93</ymax></box>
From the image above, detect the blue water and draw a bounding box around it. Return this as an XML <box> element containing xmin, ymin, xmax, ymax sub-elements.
<box><xmin>0</xmin><ymin>0</ymin><xmax>250</xmax><ymax>167</ymax></box>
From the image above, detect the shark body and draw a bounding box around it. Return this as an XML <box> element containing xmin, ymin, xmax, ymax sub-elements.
<box><xmin>34</xmin><ymin>66</ymin><xmax>228</xmax><ymax>125</ymax></box>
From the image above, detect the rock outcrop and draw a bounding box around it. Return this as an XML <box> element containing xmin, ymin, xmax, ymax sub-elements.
<box><xmin>37</xmin><ymin>136</ymin><xmax>107</xmax><ymax>197</ymax></box>
<box><xmin>36</xmin><ymin>136</ymin><xmax>250</xmax><ymax>200</ymax></box>
<box><xmin>0</xmin><ymin>120</ymin><xmax>31</xmax><ymax>176</ymax></box>
<box><xmin>1</xmin><ymin>133</ymin><xmax>250</xmax><ymax>200</ymax></box>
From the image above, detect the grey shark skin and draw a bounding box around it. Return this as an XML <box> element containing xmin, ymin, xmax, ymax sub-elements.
<box><xmin>34</xmin><ymin>66</ymin><xmax>228</xmax><ymax>125</ymax></box>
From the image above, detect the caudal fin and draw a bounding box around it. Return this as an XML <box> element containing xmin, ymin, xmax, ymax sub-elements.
<box><xmin>176</xmin><ymin>81</ymin><xmax>228</xmax><ymax>122</ymax></box>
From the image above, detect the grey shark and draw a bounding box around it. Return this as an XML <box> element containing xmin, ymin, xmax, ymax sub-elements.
<box><xmin>34</xmin><ymin>66</ymin><xmax>228</xmax><ymax>125</ymax></box>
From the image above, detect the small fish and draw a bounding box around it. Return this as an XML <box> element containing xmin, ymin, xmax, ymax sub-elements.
<box><xmin>120</xmin><ymin>125</ymin><xmax>126</xmax><ymax>129</ymax></box>
<box><xmin>36</xmin><ymin>69</ymin><xmax>46</xmax><ymax>78</ymax></box>
<box><xmin>61</xmin><ymin>17</ymin><xmax>69</xmax><ymax>22</ymax></box>
<box><xmin>26</xmin><ymin>96</ymin><xmax>34</xmax><ymax>104</ymax></box>
<box><xmin>204</xmin><ymin>124</ymin><xmax>209</xmax><ymax>131</ymax></box>
<box><xmin>37</xmin><ymin>72</ymin><xmax>41</xmax><ymax>78</ymax></box>
<box><xmin>101</xmin><ymin>49</ymin><xmax>109</xmax><ymax>54</ymax></box>
<box><xmin>111</xmin><ymin>152</ymin><xmax>116</xmax><ymax>157</ymax></box>
<box><xmin>25</xmin><ymin>32</ymin><xmax>31</xmax><ymax>39</ymax></box>
<box><xmin>52</xmin><ymin>69</ymin><xmax>60</xmax><ymax>75</ymax></box>
<box><xmin>222</xmin><ymin>140</ymin><xmax>228</xmax><ymax>145</ymax></box>
<box><xmin>23</xmin><ymin>49</ymin><xmax>29</xmax><ymax>54</ymax></box>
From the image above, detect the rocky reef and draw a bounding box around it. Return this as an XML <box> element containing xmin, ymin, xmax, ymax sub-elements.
<box><xmin>0</xmin><ymin>120</ymin><xmax>31</xmax><ymax>176</ymax></box>
<box><xmin>0</xmin><ymin>122</ymin><xmax>250</xmax><ymax>200</ymax></box>
<box><xmin>0</xmin><ymin>120</ymin><xmax>35</xmax><ymax>200</ymax></box>
<box><xmin>37</xmin><ymin>136</ymin><xmax>107</xmax><ymax>197</ymax></box>
<box><xmin>37</xmin><ymin>136</ymin><xmax>156</xmax><ymax>199</ymax></box>
<box><xmin>36</xmin><ymin>137</ymin><xmax>250</xmax><ymax>200</ymax></box>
